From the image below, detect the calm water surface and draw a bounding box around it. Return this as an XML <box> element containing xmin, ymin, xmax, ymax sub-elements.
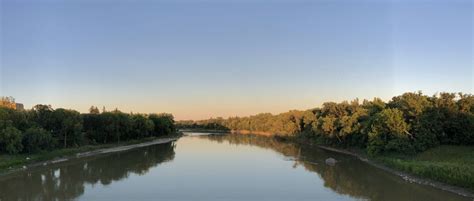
<box><xmin>0</xmin><ymin>133</ymin><xmax>470</xmax><ymax>201</ymax></box>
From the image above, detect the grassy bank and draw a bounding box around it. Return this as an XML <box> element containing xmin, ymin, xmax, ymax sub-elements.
<box><xmin>374</xmin><ymin>145</ymin><xmax>474</xmax><ymax>191</ymax></box>
<box><xmin>0</xmin><ymin>133</ymin><xmax>181</xmax><ymax>173</ymax></box>
<box><xmin>281</xmin><ymin>135</ymin><xmax>474</xmax><ymax>194</ymax></box>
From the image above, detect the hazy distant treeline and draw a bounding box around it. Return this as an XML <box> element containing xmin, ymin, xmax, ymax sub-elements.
<box><xmin>177</xmin><ymin>92</ymin><xmax>474</xmax><ymax>155</ymax></box>
<box><xmin>0</xmin><ymin>102</ymin><xmax>176</xmax><ymax>154</ymax></box>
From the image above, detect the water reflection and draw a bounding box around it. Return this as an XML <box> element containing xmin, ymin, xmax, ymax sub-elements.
<box><xmin>0</xmin><ymin>142</ymin><xmax>176</xmax><ymax>201</ymax></box>
<box><xmin>201</xmin><ymin>134</ymin><xmax>470</xmax><ymax>201</ymax></box>
<box><xmin>0</xmin><ymin>135</ymin><xmax>470</xmax><ymax>201</ymax></box>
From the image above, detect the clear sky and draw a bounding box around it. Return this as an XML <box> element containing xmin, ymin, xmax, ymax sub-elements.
<box><xmin>1</xmin><ymin>0</ymin><xmax>472</xmax><ymax>120</ymax></box>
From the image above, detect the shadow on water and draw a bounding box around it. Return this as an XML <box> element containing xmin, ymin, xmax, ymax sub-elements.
<box><xmin>0</xmin><ymin>142</ymin><xmax>176</xmax><ymax>201</ymax></box>
<box><xmin>201</xmin><ymin>134</ymin><xmax>471</xmax><ymax>201</ymax></box>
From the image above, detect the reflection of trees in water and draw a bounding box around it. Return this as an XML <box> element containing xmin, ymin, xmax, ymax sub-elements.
<box><xmin>0</xmin><ymin>142</ymin><xmax>176</xmax><ymax>201</ymax></box>
<box><xmin>203</xmin><ymin>134</ymin><xmax>468</xmax><ymax>201</ymax></box>
<box><xmin>203</xmin><ymin>134</ymin><xmax>301</xmax><ymax>158</ymax></box>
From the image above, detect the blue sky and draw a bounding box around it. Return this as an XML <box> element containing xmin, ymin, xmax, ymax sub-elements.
<box><xmin>1</xmin><ymin>0</ymin><xmax>472</xmax><ymax>120</ymax></box>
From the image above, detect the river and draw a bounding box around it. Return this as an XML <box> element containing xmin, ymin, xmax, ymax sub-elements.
<box><xmin>0</xmin><ymin>132</ymin><xmax>470</xmax><ymax>201</ymax></box>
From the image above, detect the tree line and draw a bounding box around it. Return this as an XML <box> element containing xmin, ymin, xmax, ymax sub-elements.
<box><xmin>0</xmin><ymin>102</ymin><xmax>176</xmax><ymax>154</ymax></box>
<box><xmin>177</xmin><ymin>92</ymin><xmax>474</xmax><ymax>155</ymax></box>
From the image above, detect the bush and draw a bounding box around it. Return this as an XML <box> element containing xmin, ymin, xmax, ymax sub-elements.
<box><xmin>0</xmin><ymin>126</ymin><xmax>23</xmax><ymax>154</ymax></box>
<box><xmin>22</xmin><ymin>127</ymin><xmax>55</xmax><ymax>153</ymax></box>
<box><xmin>445</xmin><ymin>113</ymin><xmax>474</xmax><ymax>145</ymax></box>
<box><xmin>367</xmin><ymin>133</ymin><xmax>385</xmax><ymax>155</ymax></box>
<box><xmin>385</xmin><ymin>138</ymin><xmax>415</xmax><ymax>154</ymax></box>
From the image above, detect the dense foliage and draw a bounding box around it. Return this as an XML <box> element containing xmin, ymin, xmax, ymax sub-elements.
<box><xmin>0</xmin><ymin>103</ymin><xmax>176</xmax><ymax>154</ymax></box>
<box><xmin>177</xmin><ymin>92</ymin><xmax>474</xmax><ymax>155</ymax></box>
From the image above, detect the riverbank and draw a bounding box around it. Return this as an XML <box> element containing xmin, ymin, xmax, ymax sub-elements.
<box><xmin>291</xmin><ymin>137</ymin><xmax>474</xmax><ymax>198</ymax></box>
<box><xmin>375</xmin><ymin>146</ymin><xmax>474</xmax><ymax>192</ymax></box>
<box><xmin>0</xmin><ymin>134</ymin><xmax>181</xmax><ymax>175</ymax></box>
<box><xmin>207</xmin><ymin>128</ymin><xmax>474</xmax><ymax>198</ymax></box>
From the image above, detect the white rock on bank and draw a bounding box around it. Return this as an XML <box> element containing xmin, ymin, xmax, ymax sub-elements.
<box><xmin>325</xmin><ymin>158</ymin><xmax>337</xmax><ymax>166</ymax></box>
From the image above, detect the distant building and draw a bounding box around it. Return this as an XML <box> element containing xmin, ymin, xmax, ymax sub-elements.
<box><xmin>16</xmin><ymin>103</ymin><xmax>24</xmax><ymax>110</ymax></box>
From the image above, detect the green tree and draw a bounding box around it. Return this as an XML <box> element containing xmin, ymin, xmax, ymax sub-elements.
<box><xmin>388</xmin><ymin>92</ymin><xmax>431</xmax><ymax>122</ymax></box>
<box><xmin>112</xmin><ymin>110</ymin><xmax>132</xmax><ymax>143</ymax></box>
<box><xmin>0</xmin><ymin>126</ymin><xmax>23</xmax><ymax>154</ymax></box>
<box><xmin>51</xmin><ymin>109</ymin><xmax>83</xmax><ymax>148</ymax></box>
<box><xmin>89</xmin><ymin>106</ymin><xmax>100</xmax><ymax>114</ymax></box>
<box><xmin>367</xmin><ymin>108</ymin><xmax>411</xmax><ymax>155</ymax></box>
<box><xmin>363</xmin><ymin>98</ymin><xmax>386</xmax><ymax>116</ymax></box>
<box><xmin>30</xmin><ymin>104</ymin><xmax>55</xmax><ymax>130</ymax></box>
<box><xmin>457</xmin><ymin>93</ymin><xmax>474</xmax><ymax>113</ymax></box>
<box><xmin>149</xmin><ymin>114</ymin><xmax>175</xmax><ymax>136</ymax></box>
<box><xmin>130</xmin><ymin>114</ymin><xmax>155</xmax><ymax>139</ymax></box>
